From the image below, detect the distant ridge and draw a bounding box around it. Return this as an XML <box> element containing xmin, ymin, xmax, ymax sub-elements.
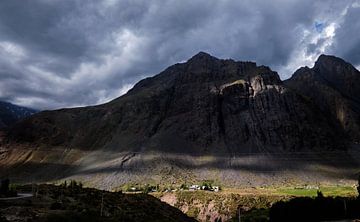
<box><xmin>0</xmin><ymin>101</ymin><xmax>37</xmax><ymax>129</ymax></box>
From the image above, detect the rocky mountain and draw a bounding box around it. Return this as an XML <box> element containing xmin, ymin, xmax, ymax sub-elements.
<box><xmin>1</xmin><ymin>52</ymin><xmax>359</xmax><ymax>187</ymax></box>
<box><xmin>4</xmin><ymin>52</ymin><xmax>345</xmax><ymax>154</ymax></box>
<box><xmin>285</xmin><ymin>55</ymin><xmax>360</xmax><ymax>143</ymax></box>
<box><xmin>0</xmin><ymin>101</ymin><xmax>37</xmax><ymax>129</ymax></box>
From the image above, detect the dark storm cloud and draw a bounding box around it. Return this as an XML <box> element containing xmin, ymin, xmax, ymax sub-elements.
<box><xmin>0</xmin><ymin>0</ymin><xmax>358</xmax><ymax>110</ymax></box>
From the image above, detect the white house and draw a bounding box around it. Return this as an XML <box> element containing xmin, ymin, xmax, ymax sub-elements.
<box><xmin>189</xmin><ymin>185</ymin><xmax>200</xmax><ymax>190</ymax></box>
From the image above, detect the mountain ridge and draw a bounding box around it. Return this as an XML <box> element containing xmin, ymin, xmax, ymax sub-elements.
<box><xmin>0</xmin><ymin>101</ymin><xmax>37</xmax><ymax>129</ymax></box>
<box><xmin>1</xmin><ymin>52</ymin><xmax>360</xmax><ymax>187</ymax></box>
<box><xmin>4</xmin><ymin>52</ymin><xmax>345</xmax><ymax>153</ymax></box>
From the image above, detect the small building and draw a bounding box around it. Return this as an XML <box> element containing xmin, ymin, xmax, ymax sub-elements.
<box><xmin>189</xmin><ymin>185</ymin><xmax>200</xmax><ymax>191</ymax></box>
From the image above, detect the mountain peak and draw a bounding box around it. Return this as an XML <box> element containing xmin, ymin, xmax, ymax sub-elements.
<box><xmin>188</xmin><ymin>51</ymin><xmax>217</xmax><ymax>62</ymax></box>
<box><xmin>317</xmin><ymin>54</ymin><xmax>339</xmax><ymax>60</ymax></box>
<box><xmin>286</xmin><ymin>54</ymin><xmax>360</xmax><ymax>142</ymax></box>
<box><xmin>314</xmin><ymin>54</ymin><xmax>348</xmax><ymax>69</ymax></box>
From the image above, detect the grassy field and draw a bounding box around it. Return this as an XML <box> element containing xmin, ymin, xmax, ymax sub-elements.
<box><xmin>222</xmin><ymin>185</ymin><xmax>358</xmax><ymax>197</ymax></box>
<box><xmin>220</xmin><ymin>185</ymin><xmax>357</xmax><ymax>197</ymax></box>
<box><xmin>274</xmin><ymin>185</ymin><xmax>357</xmax><ymax>197</ymax></box>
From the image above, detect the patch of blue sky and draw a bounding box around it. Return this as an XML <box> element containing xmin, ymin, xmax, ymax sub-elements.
<box><xmin>315</xmin><ymin>21</ymin><xmax>325</xmax><ymax>33</ymax></box>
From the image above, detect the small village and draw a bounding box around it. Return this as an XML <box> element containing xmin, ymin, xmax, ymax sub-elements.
<box><xmin>188</xmin><ymin>184</ymin><xmax>220</xmax><ymax>192</ymax></box>
<box><xmin>126</xmin><ymin>182</ymin><xmax>221</xmax><ymax>193</ymax></box>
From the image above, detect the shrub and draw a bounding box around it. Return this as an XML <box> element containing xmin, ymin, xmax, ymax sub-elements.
<box><xmin>317</xmin><ymin>190</ymin><xmax>324</xmax><ymax>198</ymax></box>
<box><xmin>201</xmin><ymin>181</ymin><xmax>213</xmax><ymax>190</ymax></box>
<box><xmin>180</xmin><ymin>183</ymin><xmax>188</xmax><ymax>190</ymax></box>
<box><xmin>142</xmin><ymin>184</ymin><xmax>152</xmax><ymax>194</ymax></box>
<box><xmin>142</xmin><ymin>184</ymin><xmax>157</xmax><ymax>194</ymax></box>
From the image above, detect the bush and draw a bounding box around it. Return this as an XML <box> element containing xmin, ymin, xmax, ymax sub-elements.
<box><xmin>142</xmin><ymin>184</ymin><xmax>152</xmax><ymax>194</ymax></box>
<box><xmin>142</xmin><ymin>184</ymin><xmax>157</xmax><ymax>194</ymax></box>
<box><xmin>201</xmin><ymin>181</ymin><xmax>213</xmax><ymax>190</ymax></box>
<box><xmin>180</xmin><ymin>183</ymin><xmax>188</xmax><ymax>190</ymax></box>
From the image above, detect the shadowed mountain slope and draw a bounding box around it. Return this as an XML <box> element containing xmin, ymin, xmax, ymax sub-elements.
<box><xmin>4</xmin><ymin>52</ymin><xmax>345</xmax><ymax>155</ymax></box>
<box><xmin>285</xmin><ymin>54</ymin><xmax>360</xmax><ymax>143</ymax></box>
<box><xmin>1</xmin><ymin>53</ymin><xmax>360</xmax><ymax>188</ymax></box>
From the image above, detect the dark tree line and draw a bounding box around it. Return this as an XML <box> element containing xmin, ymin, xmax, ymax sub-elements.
<box><xmin>0</xmin><ymin>179</ymin><xmax>17</xmax><ymax>198</ymax></box>
<box><xmin>269</xmin><ymin>177</ymin><xmax>360</xmax><ymax>221</ymax></box>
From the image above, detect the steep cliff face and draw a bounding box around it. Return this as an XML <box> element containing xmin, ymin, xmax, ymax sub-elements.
<box><xmin>4</xmin><ymin>52</ymin><xmax>345</xmax><ymax>155</ymax></box>
<box><xmin>285</xmin><ymin>55</ymin><xmax>360</xmax><ymax>142</ymax></box>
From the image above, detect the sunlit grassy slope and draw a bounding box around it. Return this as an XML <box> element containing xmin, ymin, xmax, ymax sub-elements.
<box><xmin>275</xmin><ymin>185</ymin><xmax>356</xmax><ymax>197</ymax></box>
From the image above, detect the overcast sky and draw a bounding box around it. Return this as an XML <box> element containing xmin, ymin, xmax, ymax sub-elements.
<box><xmin>0</xmin><ymin>0</ymin><xmax>359</xmax><ymax>110</ymax></box>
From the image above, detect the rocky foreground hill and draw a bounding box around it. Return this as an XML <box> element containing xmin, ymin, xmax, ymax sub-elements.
<box><xmin>1</xmin><ymin>52</ymin><xmax>360</xmax><ymax>187</ymax></box>
<box><xmin>0</xmin><ymin>183</ymin><xmax>196</xmax><ymax>222</ymax></box>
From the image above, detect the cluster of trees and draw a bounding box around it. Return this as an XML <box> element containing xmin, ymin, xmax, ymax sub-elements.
<box><xmin>200</xmin><ymin>181</ymin><xmax>216</xmax><ymax>191</ymax></box>
<box><xmin>269</xmin><ymin>177</ymin><xmax>360</xmax><ymax>221</ymax></box>
<box><xmin>34</xmin><ymin>180</ymin><xmax>86</xmax><ymax>201</ymax></box>
<box><xmin>60</xmin><ymin>180</ymin><xmax>83</xmax><ymax>190</ymax></box>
